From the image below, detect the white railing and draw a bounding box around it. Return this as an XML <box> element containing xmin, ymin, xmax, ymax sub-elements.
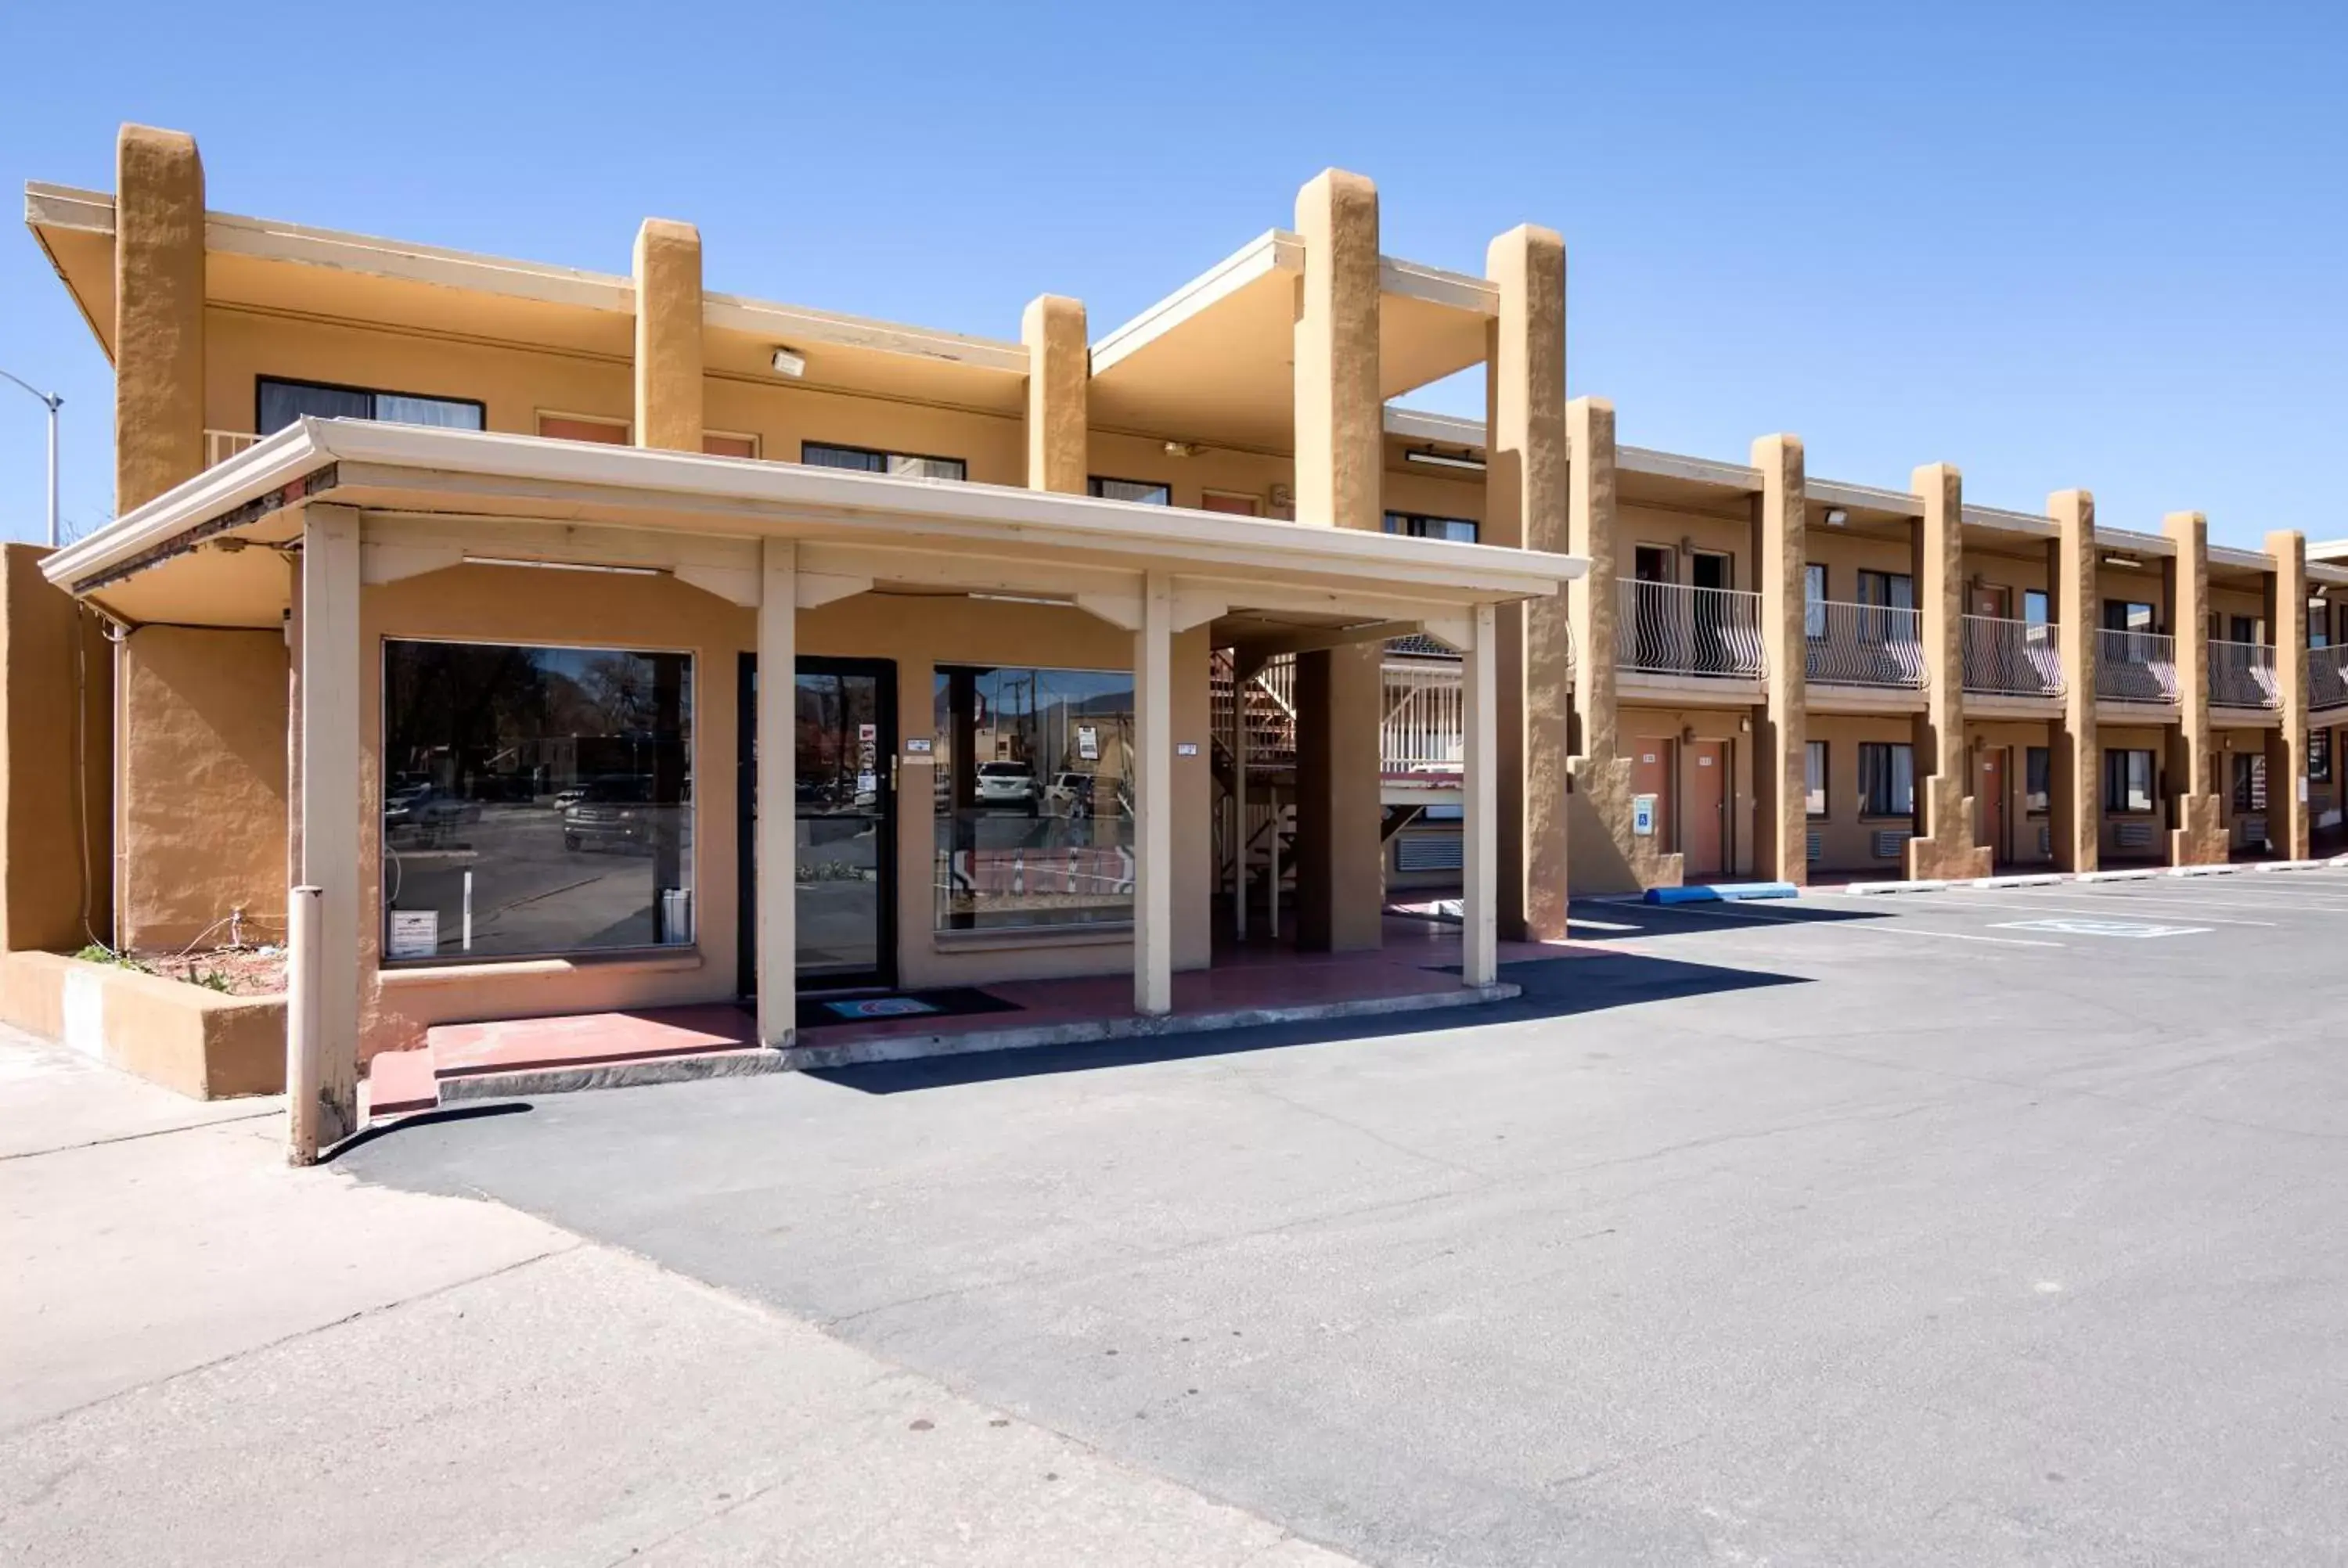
<box><xmin>2096</xmin><ymin>628</ymin><xmax>2180</xmax><ymax>703</ymax></box>
<box><xmin>2312</xmin><ymin>644</ymin><xmax>2348</xmax><ymax>712</ymax></box>
<box><xmin>1618</xmin><ymin>580</ymin><xmax>1766</xmax><ymax>679</ymax></box>
<box><xmin>1381</xmin><ymin>661</ymin><xmax>1464</xmax><ymax>776</ymax></box>
<box><xmin>204</xmin><ymin>430</ymin><xmax>260</xmax><ymax>467</ymax></box>
<box><xmin>1804</xmin><ymin>601</ymin><xmax>1926</xmax><ymax>689</ymax></box>
<box><xmin>1210</xmin><ymin>652</ymin><xmax>1297</xmax><ymax>773</ymax></box>
<box><xmin>1961</xmin><ymin>615</ymin><xmax>2065</xmax><ymax>698</ymax></box>
<box><xmin>2209</xmin><ymin>640</ymin><xmax>2279</xmax><ymax>710</ymax></box>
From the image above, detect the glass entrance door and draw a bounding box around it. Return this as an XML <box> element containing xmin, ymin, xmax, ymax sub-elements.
<box><xmin>738</xmin><ymin>655</ymin><xmax>897</xmax><ymax>994</ymax></box>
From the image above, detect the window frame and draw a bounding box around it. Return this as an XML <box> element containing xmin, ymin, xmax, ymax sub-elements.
<box><xmin>1382</xmin><ymin>511</ymin><xmax>1480</xmax><ymax>544</ymax></box>
<box><xmin>2024</xmin><ymin>745</ymin><xmax>2052</xmax><ymax>818</ymax></box>
<box><xmin>1856</xmin><ymin>740</ymin><xmax>1915</xmax><ymax>820</ymax></box>
<box><xmin>703</xmin><ymin>429</ymin><xmax>762</xmax><ymax>459</ymax></box>
<box><xmin>1803</xmin><ymin>564</ymin><xmax>1828</xmax><ymax>642</ymax></box>
<box><xmin>257</xmin><ymin>374</ymin><xmax>486</xmax><ymax>437</ymax></box>
<box><xmin>1087</xmin><ymin>476</ymin><xmax>1172</xmax><ymax>505</ymax></box>
<box><xmin>377</xmin><ymin>632</ymin><xmax>699</xmax><ymax>969</ymax></box>
<box><xmin>1805</xmin><ymin>739</ymin><xmax>1829</xmax><ymax>819</ymax></box>
<box><xmin>2312</xmin><ymin>729</ymin><xmax>2333</xmax><ymax>785</ymax></box>
<box><xmin>800</xmin><ymin>440</ymin><xmax>967</xmax><ymax>481</ymax></box>
<box><xmin>2104</xmin><ymin>747</ymin><xmax>2159</xmax><ymax>815</ymax></box>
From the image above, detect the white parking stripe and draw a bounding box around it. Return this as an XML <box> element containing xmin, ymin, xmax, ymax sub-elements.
<box><xmin>1803</xmin><ymin>890</ymin><xmax>2281</xmax><ymax>927</ymax></box>
<box><xmin>2008</xmin><ymin>883</ymin><xmax>2348</xmax><ymax>915</ymax></box>
<box><xmin>1615</xmin><ymin>899</ymin><xmax>2065</xmax><ymax>947</ymax></box>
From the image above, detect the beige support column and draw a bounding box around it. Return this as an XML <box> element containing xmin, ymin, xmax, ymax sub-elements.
<box><xmin>1134</xmin><ymin>572</ymin><xmax>1174</xmax><ymax>1013</ymax></box>
<box><xmin>1566</xmin><ymin>396</ymin><xmax>1678</xmax><ymax>891</ymax></box>
<box><xmin>1291</xmin><ymin>169</ymin><xmax>1384</xmax><ymax>951</ymax></box>
<box><xmin>1483</xmin><ymin>224</ymin><xmax>1570</xmax><ymax>937</ymax></box>
<box><xmin>1905</xmin><ymin>464</ymin><xmax>1990</xmax><ymax>879</ymax></box>
<box><xmin>1752</xmin><ymin>435</ymin><xmax>1809</xmax><ymax>885</ymax></box>
<box><xmin>1022</xmin><ymin>295</ymin><xmax>1088</xmax><ymax>494</ymax></box>
<box><xmin>755</xmin><ymin>539</ymin><xmax>797</xmax><ymax>1048</ymax></box>
<box><xmin>2266</xmin><ymin>529</ymin><xmax>2311</xmax><ymax>859</ymax></box>
<box><xmin>1461</xmin><ymin>601</ymin><xmax>1499</xmax><ymax>986</ymax></box>
<box><xmin>290</xmin><ymin>505</ymin><xmax>360</xmax><ymax>1160</ymax></box>
<box><xmin>632</xmin><ymin>219</ymin><xmax>704</xmax><ymax>453</ymax></box>
<box><xmin>2050</xmin><ymin>490</ymin><xmax>2101</xmax><ymax>872</ymax></box>
<box><xmin>2163</xmin><ymin>512</ymin><xmax>2227</xmax><ymax>865</ymax></box>
<box><xmin>114</xmin><ymin>124</ymin><xmax>205</xmax><ymax>513</ymax></box>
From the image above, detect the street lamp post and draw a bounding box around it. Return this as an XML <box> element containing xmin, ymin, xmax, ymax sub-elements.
<box><xmin>0</xmin><ymin>370</ymin><xmax>63</xmax><ymax>548</ymax></box>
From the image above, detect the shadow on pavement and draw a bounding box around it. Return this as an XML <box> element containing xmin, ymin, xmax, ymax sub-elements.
<box><xmin>1567</xmin><ymin>898</ymin><xmax>1889</xmax><ymax>943</ymax></box>
<box><xmin>331</xmin><ymin>1100</ymin><xmax>534</xmax><ymax>1160</ymax></box>
<box><xmin>808</xmin><ymin>948</ymin><xmax>1806</xmax><ymax>1096</ymax></box>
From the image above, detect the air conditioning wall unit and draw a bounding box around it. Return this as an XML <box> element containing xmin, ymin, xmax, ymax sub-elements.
<box><xmin>1871</xmin><ymin>828</ymin><xmax>1913</xmax><ymax>860</ymax></box>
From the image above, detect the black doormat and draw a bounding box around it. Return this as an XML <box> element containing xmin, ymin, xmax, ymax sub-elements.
<box><xmin>795</xmin><ymin>987</ymin><xmax>1025</xmax><ymax>1030</ymax></box>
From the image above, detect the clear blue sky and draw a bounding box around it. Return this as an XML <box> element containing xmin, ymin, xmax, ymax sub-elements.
<box><xmin>2</xmin><ymin>1</ymin><xmax>2342</xmax><ymax>548</ymax></box>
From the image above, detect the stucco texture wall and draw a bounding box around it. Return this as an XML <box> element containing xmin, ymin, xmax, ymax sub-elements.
<box><xmin>1806</xmin><ymin>713</ymin><xmax>1925</xmax><ymax>874</ymax></box>
<box><xmin>0</xmin><ymin>546</ymin><xmax>113</xmax><ymax>953</ymax></box>
<box><xmin>118</xmin><ymin>626</ymin><xmax>288</xmax><ymax>952</ymax></box>
<box><xmin>1618</xmin><ymin>704</ymin><xmax>1756</xmax><ymax>879</ymax></box>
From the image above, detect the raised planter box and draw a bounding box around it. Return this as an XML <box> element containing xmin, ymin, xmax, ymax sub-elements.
<box><xmin>0</xmin><ymin>951</ymin><xmax>284</xmax><ymax>1099</ymax></box>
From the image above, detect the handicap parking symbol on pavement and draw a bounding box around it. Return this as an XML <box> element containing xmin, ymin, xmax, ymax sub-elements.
<box><xmin>1990</xmin><ymin>918</ymin><xmax>2211</xmax><ymax>940</ymax></box>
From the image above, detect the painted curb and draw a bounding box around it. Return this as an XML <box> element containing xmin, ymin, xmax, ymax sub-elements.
<box><xmin>2253</xmin><ymin>859</ymin><xmax>2328</xmax><ymax>873</ymax></box>
<box><xmin>1843</xmin><ymin>879</ymin><xmax>1950</xmax><ymax>896</ymax></box>
<box><xmin>1969</xmin><ymin>874</ymin><xmax>2065</xmax><ymax>889</ymax></box>
<box><xmin>1643</xmin><ymin>883</ymin><xmax>1799</xmax><ymax>905</ymax></box>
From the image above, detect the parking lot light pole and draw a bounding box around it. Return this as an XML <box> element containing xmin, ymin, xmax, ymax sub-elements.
<box><xmin>0</xmin><ymin>370</ymin><xmax>63</xmax><ymax>548</ymax></box>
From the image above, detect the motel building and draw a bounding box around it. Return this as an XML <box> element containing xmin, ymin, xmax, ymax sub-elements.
<box><xmin>4</xmin><ymin>126</ymin><xmax>2343</xmax><ymax>1149</ymax></box>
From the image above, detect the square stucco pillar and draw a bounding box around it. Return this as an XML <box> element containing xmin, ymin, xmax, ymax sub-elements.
<box><xmin>0</xmin><ymin>546</ymin><xmax>113</xmax><ymax>953</ymax></box>
<box><xmin>633</xmin><ymin>219</ymin><xmax>704</xmax><ymax>453</ymax></box>
<box><xmin>1483</xmin><ymin>224</ymin><xmax>1570</xmax><ymax>939</ymax></box>
<box><xmin>2265</xmin><ymin>529</ymin><xmax>2311</xmax><ymax>859</ymax></box>
<box><xmin>1567</xmin><ymin>396</ymin><xmax>1678</xmax><ymax>892</ymax></box>
<box><xmin>2051</xmin><ymin>490</ymin><xmax>2101</xmax><ymax>872</ymax></box>
<box><xmin>1291</xmin><ymin>170</ymin><xmax>1384</xmax><ymax>951</ymax></box>
<box><xmin>1134</xmin><ymin>572</ymin><xmax>1175</xmax><ymax>1013</ymax></box>
<box><xmin>1905</xmin><ymin>464</ymin><xmax>1989</xmax><ymax>879</ymax></box>
<box><xmin>115</xmin><ymin>124</ymin><xmax>205</xmax><ymax>514</ymax></box>
<box><xmin>292</xmin><ymin>505</ymin><xmax>361</xmax><ymax>1156</ymax></box>
<box><xmin>1751</xmin><ymin>435</ymin><xmax>1809</xmax><ymax>886</ymax></box>
<box><xmin>1022</xmin><ymin>295</ymin><xmax>1088</xmax><ymax>494</ymax></box>
<box><xmin>756</xmin><ymin>540</ymin><xmax>798</xmax><ymax>1048</ymax></box>
<box><xmin>2163</xmin><ymin>511</ymin><xmax>2227</xmax><ymax>865</ymax></box>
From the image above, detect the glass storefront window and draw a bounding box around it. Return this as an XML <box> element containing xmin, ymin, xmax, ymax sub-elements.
<box><xmin>382</xmin><ymin>641</ymin><xmax>693</xmax><ymax>962</ymax></box>
<box><xmin>933</xmin><ymin>664</ymin><xmax>1136</xmax><ymax>931</ymax></box>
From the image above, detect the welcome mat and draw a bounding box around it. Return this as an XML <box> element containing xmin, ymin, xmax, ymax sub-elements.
<box><xmin>795</xmin><ymin>987</ymin><xmax>1025</xmax><ymax>1030</ymax></box>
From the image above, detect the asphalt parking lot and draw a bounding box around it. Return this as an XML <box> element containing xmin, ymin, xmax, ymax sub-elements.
<box><xmin>348</xmin><ymin>866</ymin><xmax>2348</xmax><ymax>1566</ymax></box>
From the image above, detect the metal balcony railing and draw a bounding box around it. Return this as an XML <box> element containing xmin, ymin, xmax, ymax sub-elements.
<box><xmin>1381</xmin><ymin>662</ymin><xmax>1464</xmax><ymax>777</ymax></box>
<box><xmin>1961</xmin><ymin>614</ymin><xmax>2065</xmax><ymax>698</ymax></box>
<box><xmin>2096</xmin><ymin>628</ymin><xmax>2181</xmax><ymax>703</ymax></box>
<box><xmin>2209</xmin><ymin>640</ymin><xmax>2279</xmax><ymax>710</ymax></box>
<box><xmin>1804</xmin><ymin>601</ymin><xmax>1926</xmax><ymax>689</ymax></box>
<box><xmin>2312</xmin><ymin>644</ymin><xmax>2348</xmax><ymax>712</ymax></box>
<box><xmin>1618</xmin><ymin>580</ymin><xmax>1766</xmax><ymax>679</ymax></box>
<box><xmin>204</xmin><ymin>430</ymin><xmax>260</xmax><ymax>467</ymax></box>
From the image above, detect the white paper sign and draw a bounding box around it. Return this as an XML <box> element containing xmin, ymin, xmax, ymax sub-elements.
<box><xmin>1077</xmin><ymin>725</ymin><xmax>1100</xmax><ymax>761</ymax></box>
<box><xmin>1177</xmin><ymin>742</ymin><xmax>1199</xmax><ymax>757</ymax></box>
<box><xmin>387</xmin><ymin>909</ymin><xmax>439</xmax><ymax>960</ymax></box>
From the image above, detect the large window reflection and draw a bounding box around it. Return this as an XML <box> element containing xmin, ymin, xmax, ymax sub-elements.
<box><xmin>382</xmin><ymin>641</ymin><xmax>692</xmax><ymax>962</ymax></box>
<box><xmin>934</xmin><ymin>665</ymin><xmax>1135</xmax><ymax>930</ymax></box>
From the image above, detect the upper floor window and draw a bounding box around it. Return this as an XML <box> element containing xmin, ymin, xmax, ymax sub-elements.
<box><xmin>1384</xmin><ymin>512</ymin><xmax>1478</xmax><ymax>543</ymax></box>
<box><xmin>1803</xmin><ymin>564</ymin><xmax>1828</xmax><ymax>639</ymax></box>
<box><xmin>802</xmin><ymin>441</ymin><xmax>966</xmax><ymax>482</ymax></box>
<box><xmin>1856</xmin><ymin>570</ymin><xmax>1914</xmax><ymax>612</ymax></box>
<box><xmin>259</xmin><ymin>376</ymin><xmax>484</xmax><ymax>436</ymax></box>
<box><xmin>1089</xmin><ymin>477</ymin><xmax>1171</xmax><ymax>505</ymax></box>
<box><xmin>2103</xmin><ymin>599</ymin><xmax>2156</xmax><ymax>633</ymax></box>
<box><xmin>2311</xmin><ymin>598</ymin><xmax>2332</xmax><ymax>649</ymax></box>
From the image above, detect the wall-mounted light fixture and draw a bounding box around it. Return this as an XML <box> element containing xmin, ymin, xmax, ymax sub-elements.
<box><xmin>1163</xmin><ymin>441</ymin><xmax>1201</xmax><ymax>458</ymax></box>
<box><xmin>2101</xmin><ymin>553</ymin><xmax>2143</xmax><ymax>570</ymax></box>
<box><xmin>770</xmin><ymin>347</ymin><xmax>807</xmax><ymax>379</ymax></box>
<box><xmin>1823</xmin><ymin>507</ymin><xmax>1849</xmax><ymax>527</ymax></box>
<box><xmin>1403</xmin><ymin>447</ymin><xmax>1485</xmax><ymax>473</ymax></box>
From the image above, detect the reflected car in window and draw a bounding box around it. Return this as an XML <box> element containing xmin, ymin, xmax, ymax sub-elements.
<box><xmin>563</xmin><ymin>775</ymin><xmax>655</xmax><ymax>853</ymax></box>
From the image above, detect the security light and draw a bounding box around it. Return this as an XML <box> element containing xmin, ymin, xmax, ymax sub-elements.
<box><xmin>1403</xmin><ymin>448</ymin><xmax>1486</xmax><ymax>473</ymax></box>
<box><xmin>2101</xmin><ymin>553</ymin><xmax>2143</xmax><ymax>569</ymax></box>
<box><xmin>1824</xmin><ymin>508</ymin><xmax>1849</xmax><ymax>527</ymax></box>
<box><xmin>770</xmin><ymin>347</ymin><xmax>807</xmax><ymax>379</ymax></box>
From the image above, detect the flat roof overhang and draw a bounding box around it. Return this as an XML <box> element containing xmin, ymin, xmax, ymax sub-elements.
<box><xmin>45</xmin><ymin>419</ymin><xmax>1584</xmax><ymax>636</ymax></box>
<box><xmin>1089</xmin><ymin>232</ymin><xmax>1499</xmax><ymax>453</ymax></box>
<box><xmin>26</xmin><ymin>183</ymin><xmax>1028</xmax><ymax>411</ymax></box>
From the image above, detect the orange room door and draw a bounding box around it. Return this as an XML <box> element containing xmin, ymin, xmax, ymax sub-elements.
<box><xmin>1684</xmin><ymin>740</ymin><xmax>1727</xmax><ymax>877</ymax></box>
<box><xmin>1977</xmin><ymin>746</ymin><xmax>2007</xmax><ymax>865</ymax></box>
<box><xmin>1972</xmin><ymin>584</ymin><xmax>2011</xmax><ymax>620</ymax></box>
<box><xmin>1631</xmin><ymin>738</ymin><xmax>1674</xmax><ymax>854</ymax></box>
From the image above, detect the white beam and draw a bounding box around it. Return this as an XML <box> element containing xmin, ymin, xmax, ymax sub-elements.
<box><xmin>795</xmin><ymin>571</ymin><xmax>872</xmax><ymax>610</ymax></box>
<box><xmin>294</xmin><ymin>503</ymin><xmax>361</xmax><ymax>1153</ymax></box>
<box><xmin>1461</xmin><ymin>600</ymin><xmax>1499</xmax><ymax>987</ymax></box>
<box><xmin>1134</xmin><ymin>570</ymin><xmax>1175</xmax><ymax>1016</ymax></box>
<box><xmin>756</xmin><ymin>539</ymin><xmax>798</xmax><ymax>1047</ymax></box>
<box><xmin>1074</xmin><ymin>592</ymin><xmax>1143</xmax><ymax>631</ymax></box>
<box><xmin>1230</xmin><ymin>619</ymin><xmax>1422</xmax><ymax>663</ymax></box>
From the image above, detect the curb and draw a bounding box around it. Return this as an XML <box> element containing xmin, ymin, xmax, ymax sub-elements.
<box><xmin>1836</xmin><ymin>857</ymin><xmax>2337</xmax><ymax>896</ymax></box>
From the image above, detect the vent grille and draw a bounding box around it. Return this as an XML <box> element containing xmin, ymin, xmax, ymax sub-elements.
<box><xmin>2039</xmin><ymin>824</ymin><xmax>2053</xmax><ymax>857</ymax></box>
<box><xmin>1396</xmin><ymin>833</ymin><xmax>1464</xmax><ymax>872</ymax></box>
<box><xmin>1871</xmin><ymin>829</ymin><xmax>1913</xmax><ymax>860</ymax></box>
<box><xmin>1806</xmin><ymin>831</ymin><xmax>1823</xmax><ymax>863</ymax></box>
<box><xmin>2115</xmin><ymin>821</ymin><xmax>2155</xmax><ymax>852</ymax></box>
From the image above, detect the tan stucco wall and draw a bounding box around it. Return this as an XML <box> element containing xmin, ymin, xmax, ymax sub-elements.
<box><xmin>1811</xmin><ymin>532</ymin><xmax>1917</xmax><ymax>599</ymax></box>
<box><xmin>354</xmin><ymin>567</ymin><xmax>1210</xmax><ymax>1063</ymax></box>
<box><xmin>1807</xmin><ymin>713</ymin><xmax>1928</xmax><ymax>874</ymax></box>
<box><xmin>1961</xmin><ymin>549</ymin><xmax>2051</xmax><ymax>603</ymax></box>
<box><xmin>1966</xmin><ymin>719</ymin><xmax>2058</xmax><ymax>866</ymax></box>
<box><xmin>705</xmin><ymin>378</ymin><xmax>1024</xmax><ymax>482</ymax></box>
<box><xmin>2097</xmin><ymin>566</ymin><xmax>2168</xmax><ymax>625</ymax></box>
<box><xmin>2098</xmin><ymin>722</ymin><xmax>2173</xmax><ymax>860</ymax></box>
<box><xmin>115</xmin><ymin>126</ymin><xmax>205</xmax><ymax>512</ymax></box>
<box><xmin>1619</xmin><ymin>504</ymin><xmax>1752</xmax><ymax>584</ymax></box>
<box><xmin>117</xmin><ymin>626</ymin><xmax>288</xmax><ymax>953</ymax></box>
<box><xmin>1619</xmin><ymin>704</ymin><xmax>1756</xmax><ymax>879</ymax></box>
<box><xmin>0</xmin><ymin>547</ymin><xmax>113</xmax><ymax>953</ymax></box>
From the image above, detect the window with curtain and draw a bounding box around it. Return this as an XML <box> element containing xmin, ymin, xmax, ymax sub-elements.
<box><xmin>1858</xmin><ymin>742</ymin><xmax>1914</xmax><ymax>818</ymax></box>
<box><xmin>2103</xmin><ymin>599</ymin><xmax>2155</xmax><ymax>632</ymax></box>
<box><xmin>1804</xmin><ymin>565</ymin><xmax>1828</xmax><ymax>640</ymax></box>
<box><xmin>381</xmin><ymin>641</ymin><xmax>693</xmax><ymax>963</ymax></box>
<box><xmin>2026</xmin><ymin>746</ymin><xmax>2051</xmax><ymax>816</ymax></box>
<box><xmin>1088</xmin><ymin>477</ymin><xmax>1171</xmax><ymax>505</ymax></box>
<box><xmin>1805</xmin><ymin>741</ymin><xmax>1828</xmax><ymax>818</ymax></box>
<box><xmin>2105</xmin><ymin>748</ymin><xmax>2157</xmax><ymax>814</ymax></box>
<box><xmin>1383</xmin><ymin>512</ymin><xmax>1478</xmax><ymax>543</ymax></box>
<box><xmin>933</xmin><ymin>665</ymin><xmax>1136</xmax><ymax>932</ymax></box>
<box><xmin>259</xmin><ymin>376</ymin><xmax>484</xmax><ymax>436</ymax></box>
<box><xmin>802</xmin><ymin>441</ymin><xmax>967</xmax><ymax>481</ymax></box>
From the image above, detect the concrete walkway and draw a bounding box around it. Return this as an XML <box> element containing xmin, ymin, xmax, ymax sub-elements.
<box><xmin>0</xmin><ymin>1032</ymin><xmax>1354</xmax><ymax>1566</ymax></box>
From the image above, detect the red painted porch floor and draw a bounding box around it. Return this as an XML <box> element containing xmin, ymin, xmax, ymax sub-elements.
<box><xmin>367</xmin><ymin>915</ymin><xmax>1599</xmax><ymax>1117</ymax></box>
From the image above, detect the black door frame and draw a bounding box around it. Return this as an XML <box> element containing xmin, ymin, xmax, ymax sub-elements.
<box><xmin>737</xmin><ymin>653</ymin><xmax>900</xmax><ymax>997</ymax></box>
